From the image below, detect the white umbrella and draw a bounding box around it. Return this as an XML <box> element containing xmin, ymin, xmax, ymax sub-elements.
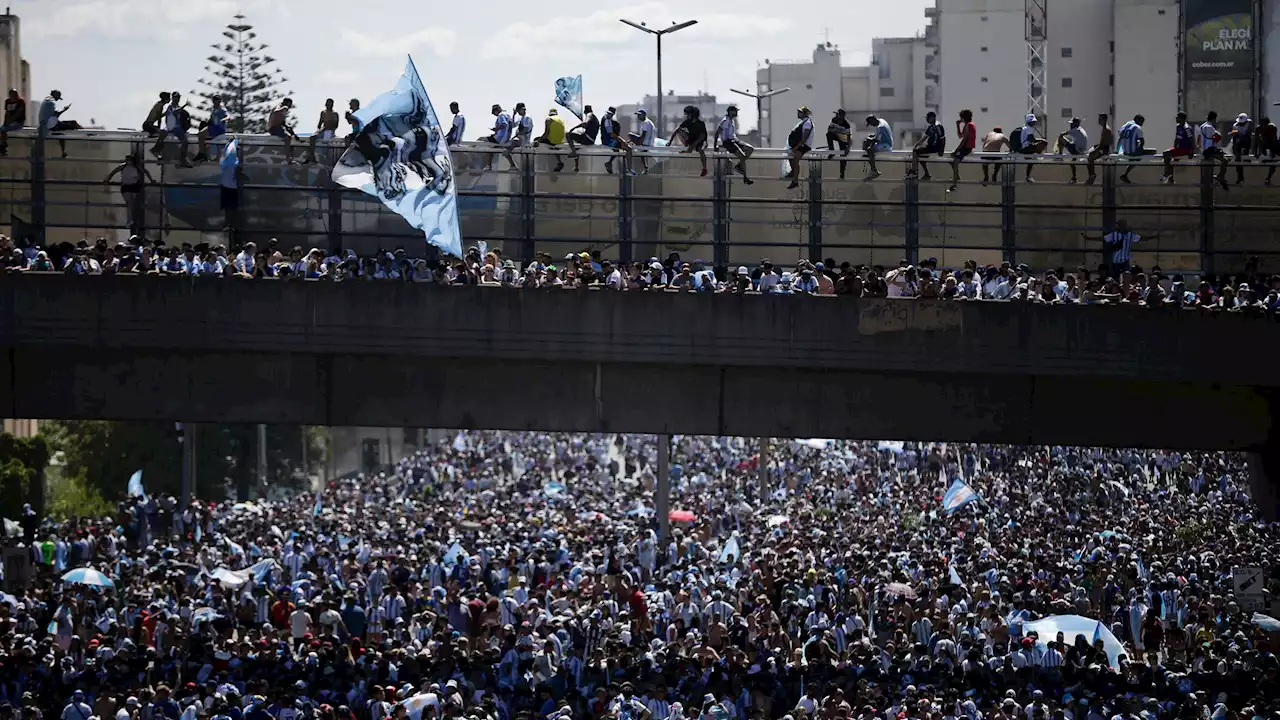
<box><xmin>1024</xmin><ymin>614</ymin><xmax>1125</xmax><ymax>669</ymax></box>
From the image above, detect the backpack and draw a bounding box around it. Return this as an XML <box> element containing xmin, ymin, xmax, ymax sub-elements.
<box><xmin>787</xmin><ymin>123</ymin><xmax>803</xmax><ymax>148</ymax></box>
<box><xmin>1009</xmin><ymin>127</ymin><xmax>1023</xmax><ymax>153</ymax></box>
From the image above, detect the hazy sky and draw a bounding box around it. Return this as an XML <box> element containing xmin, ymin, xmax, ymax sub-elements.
<box><xmin>18</xmin><ymin>0</ymin><xmax>932</xmax><ymax>138</ymax></box>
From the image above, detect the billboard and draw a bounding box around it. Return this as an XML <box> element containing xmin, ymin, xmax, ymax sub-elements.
<box><xmin>1184</xmin><ymin>0</ymin><xmax>1255</xmax><ymax>81</ymax></box>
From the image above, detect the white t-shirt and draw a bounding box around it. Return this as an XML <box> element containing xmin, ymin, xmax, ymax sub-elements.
<box><xmin>1199</xmin><ymin>122</ymin><xmax>1220</xmax><ymax>149</ymax></box>
<box><xmin>450</xmin><ymin>113</ymin><xmax>466</xmax><ymax>142</ymax></box>
<box><xmin>1065</xmin><ymin>126</ymin><xmax>1088</xmax><ymax>150</ymax></box>
<box><xmin>605</xmin><ymin>269</ymin><xmax>622</xmax><ymax>289</ymax></box>
<box><xmin>635</xmin><ymin>118</ymin><xmax>656</xmax><ymax>146</ymax></box>
<box><xmin>290</xmin><ymin>608</ymin><xmax>311</xmax><ymax>638</ymax></box>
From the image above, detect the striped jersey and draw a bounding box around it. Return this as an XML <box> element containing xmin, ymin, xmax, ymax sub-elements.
<box><xmin>1117</xmin><ymin>121</ymin><xmax>1144</xmax><ymax>154</ymax></box>
<box><xmin>1104</xmin><ymin>230</ymin><xmax>1141</xmax><ymax>263</ymax></box>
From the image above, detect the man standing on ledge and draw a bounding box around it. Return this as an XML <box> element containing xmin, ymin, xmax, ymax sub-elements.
<box><xmin>303</xmin><ymin>98</ymin><xmax>340</xmax><ymax>165</ymax></box>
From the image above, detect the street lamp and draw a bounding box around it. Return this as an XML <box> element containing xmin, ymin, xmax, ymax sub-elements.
<box><xmin>731</xmin><ymin>87</ymin><xmax>791</xmax><ymax>147</ymax></box>
<box><xmin>620</xmin><ymin>18</ymin><xmax>698</xmax><ymax>135</ymax></box>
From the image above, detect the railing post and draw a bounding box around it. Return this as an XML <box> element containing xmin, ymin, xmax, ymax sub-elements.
<box><xmin>905</xmin><ymin>170</ymin><xmax>920</xmax><ymax>265</ymax></box>
<box><xmin>1199</xmin><ymin>161</ymin><xmax>1215</xmax><ymax>276</ymax></box>
<box><xmin>521</xmin><ymin>149</ymin><xmax>537</xmax><ymax>264</ymax></box>
<box><xmin>31</xmin><ymin>132</ymin><xmax>46</xmax><ymax>248</ymax></box>
<box><xmin>713</xmin><ymin>157</ymin><xmax>729</xmax><ymax>272</ymax></box>
<box><xmin>1001</xmin><ymin>158</ymin><xmax>1017</xmax><ymax>265</ymax></box>
<box><xmin>1101</xmin><ymin>160</ymin><xmax>1118</xmax><ymax>233</ymax></box>
<box><xmin>618</xmin><ymin>168</ymin><xmax>634</xmax><ymax>267</ymax></box>
<box><xmin>807</xmin><ymin>159</ymin><xmax>822</xmax><ymax>263</ymax></box>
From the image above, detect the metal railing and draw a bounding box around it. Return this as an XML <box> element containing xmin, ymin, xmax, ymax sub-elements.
<box><xmin>0</xmin><ymin>129</ymin><xmax>1276</xmax><ymax>273</ymax></box>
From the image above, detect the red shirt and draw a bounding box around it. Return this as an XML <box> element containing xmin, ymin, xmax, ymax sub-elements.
<box><xmin>958</xmin><ymin>121</ymin><xmax>977</xmax><ymax>150</ymax></box>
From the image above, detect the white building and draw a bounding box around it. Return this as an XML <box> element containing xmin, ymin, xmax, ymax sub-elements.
<box><xmin>933</xmin><ymin>0</ymin><xmax>1180</xmax><ymax>148</ymax></box>
<box><xmin>0</xmin><ymin>12</ymin><xmax>30</xmax><ymax>111</ymax></box>
<box><xmin>755</xmin><ymin>38</ymin><xmax>938</xmax><ymax>151</ymax></box>
<box><xmin>615</xmin><ymin>91</ymin><xmax>730</xmax><ymax>139</ymax></box>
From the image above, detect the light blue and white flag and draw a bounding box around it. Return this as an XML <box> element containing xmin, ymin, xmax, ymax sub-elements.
<box><xmin>220</xmin><ymin>138</ymin><xmax>239</xmax><ymax>172</ymax></box>
<box><xmin>948</xmin><ymin>563</ymin><xmax>963</xmax><ymax>586</ymax></box>
<box><xmin>333</xmin><ymin>56</ymin><xmax>462</xmax><ymax>257</ymax></box>
<box><xmin>554</xmin><ymin>75</ymin><xmax>584</xmax><ymax>120</ymax></box>
<box><xmin>127</xmin><ymin>470</ymin><xmax>146</xmax><ymax>500</ymax></box>
<box><xmin>941</xmin><ymin>477</ymin><xmax>980</xmax><ymax>514</ymax></box>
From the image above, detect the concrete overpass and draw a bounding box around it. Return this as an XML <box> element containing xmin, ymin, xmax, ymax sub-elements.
<box><xmin>1</xmin><ymin>274</ymin><xmax>1277</xmax><ymax>451</ymax></box>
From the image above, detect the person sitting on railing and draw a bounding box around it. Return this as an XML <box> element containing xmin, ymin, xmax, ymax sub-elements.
<box><xmin>533</xmin><ymin>108</ymin><xmax>567</xmax><ymax>173</ymax></box>
<box><xmin>482</xmin><ymin>104</ymin><xmax>513</xmax><ymax>172</ymax></box>
<box><xmin>909</xmin><ymin>111</ymin><xmax>946</xmax><ymax>181</ymax></box>
<box><xmin>669</xmin><ymin>106</ymin><xmax>708</xmax><ymax>177</ymax></box>
<box><xmin>785</xmin><ymin>106</ymin><xmax>815</xmax><ymax>190</ymax></box>
<box><xmin>0</xmin><ymin>88</ymin><xmax>26</xmax><ymax>157</ymax></box>
<box><xmin>1256</xmin><ymin>116</ymin><xmax>1279</xmax><ymax>185</ymax></box>
<box><xmin>1054</xmin><ymin>117</ymin><xmax>1088</xmax><ymax>184</ymax></box>
<box><xmin>1115</xmin><ymin>115</ymin><xmax>1148</xmax><ymax>184</ymax></box>
<box><xmin>861</xmin><ymin>113</ymin><xmax>893</xmax><ymax>182</ymax></box>
<box><xmin>714</xmin><ymin>105</ymin><xmax>754</xmax><ymax>185</ymax></box>
<box><xmin>302</xmin><ymin>99</ymin><xmax>341</xmax><ymax>165</ymax></box>
<box><xmin>267</xmin><ymin>99</ymin><xmax>298</xmax><ymax>164</ymax></box>
<box><xmin>1229</xmin><ymin>112</ymin><xmax>1253</xmax><ymax>186</ymax></box>
<box><xmin>192</xmin><ymin>95</ymin><xmax>230</xmax><ymax>163</ymax></box>
<box><xmin>1013</xmin><ymin>114</ymin><xmax>1048</xmax><ymax>183</ymax></box>
<box><xmin>1159</xmin><ymin>112</ymin><xmax>1195</xmax><ymax>185</ymax></box>
<box><xmin>1084</xmin><ymin>113</ymin><xmax>1114</xmax><ymax>185</ymax></box>
<box><xmin>980</xmin><ymin>127</ymin><xmax>1010</xmax><ymax>186</ymax></box>
<box><xmin>628</xmin><ymin>109</ymin><xmax>656</xmax><ymax>176</ymax></box>
<box><xmin>825</xmin><ymin>109</ymin><xmax>852</xmax><ymax>180</ymax></box>
<box><xmin>38</xmin><ymin>89</ymin><xmax>82</xmax><ymax>159</ymax></box>
<box><xmin>1197</xmin><ymin>111</ymin><xmax>1230</xmax><ymax>191</ymax></box>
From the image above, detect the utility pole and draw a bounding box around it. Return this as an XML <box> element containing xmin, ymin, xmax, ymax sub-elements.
<box><xmin>730</xmin><ymin>87</ymin><xmax>792</xmax><ymax>147</ymax></box>
<box><xmin>1026</xmin><ymin>0</ymin><xmax>1048</xmax><ymax>121</ymax></box>
<box><xmin>620</xmin><ymin>18</ymin><xmax>698</xmax><ymax>135</ymax></box>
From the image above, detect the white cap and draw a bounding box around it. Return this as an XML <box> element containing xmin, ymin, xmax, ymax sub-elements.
<box><xmin>1238</xmin><ymin>113</ymin><xmax>1251</xmax><ymax>123</ymax></box>
<box><xmin>1025</xmin><ymin>114</ymin><xmax>1037</xmax><ymax>123</ymax></box>
<box><xmin>737</xmin><ymin>266</ymin><xmax>749</xmax><ymax>276</ymax></box>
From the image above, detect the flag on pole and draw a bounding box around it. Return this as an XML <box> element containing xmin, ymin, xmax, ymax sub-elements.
<box><xmin>126</xmin><ymin>470</ymin><xmax>146</xmax><ymax>500</ymax></box>
<box><xmin>333</xmin><ymin>56</ymin><xmax>462</xmax><ymax>257</ymax></box>
<box><xmin>554</xmin><ymin>75</ymin><xmax>584</xmax><ymax>120</ymax></box>
<box><xmin>313</xmin><ymin>493</ymin><xmax>323</xmax><ymax>518</ymax></box>
<box><xmin>941</xmin><ymin>477</ymin><xmax>980</xmax><ymax>514</ymax></box>
<box><xmin>948</xmin><ymin>563</ymin><xmax>963</xmax><ymax>586</ymax></box>
<box><xmin>220</xmin><ymin>138</ymin><xmax>239</xmax><ymax>172</ymax></box>
<box><xmin>1092</xmin><ymin>620</ymin><xmax>1105</xmax><ymax>644</ymax></box>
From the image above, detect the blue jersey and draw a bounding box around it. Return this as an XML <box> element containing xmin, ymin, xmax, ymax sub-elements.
<box><xmin>1117</xmin><ymin>121</ymin><xmax>1143</xmax><ymax>154</ymax></box>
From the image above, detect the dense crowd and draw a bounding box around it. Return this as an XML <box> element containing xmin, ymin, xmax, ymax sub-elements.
<box><xmin>2</xmin><ymin>432</ymin><xmax>1279</xmax><ymax>720</ymax></box>
<box><xmin>5</xmin><ymin>232</ymin><xmax>1280</xmax><ymax>311</ymax></box>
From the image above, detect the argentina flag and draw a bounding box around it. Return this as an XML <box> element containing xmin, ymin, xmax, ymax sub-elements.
<box><xmin>333</xmin><ymin>56</ymin><xmax>462</xmax><ymax>257</ymax></box>
<box><xmin>554</xmin><ymin>75</ymin><xmax>584</xmax><ymax>120</ymax></box>
<box><xmin>941</xmin><ymin>476</ymin><xmax>980</xmax><ymax>514</ymax></box>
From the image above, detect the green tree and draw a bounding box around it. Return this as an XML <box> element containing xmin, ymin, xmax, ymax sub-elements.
<box><xmin>0</xmin><ymin>434</ymin><xmax>50</xmax><ymax>518</ymax></box>
<box><xmin>191</xmin><ymin>15</ymin><xmax>289</xmax><ymax>133</ymax></box>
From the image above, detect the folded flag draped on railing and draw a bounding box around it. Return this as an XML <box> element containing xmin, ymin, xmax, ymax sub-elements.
<box><xmin>332</xmin><ymin>56</ymin><xmax>462</xmax><ymax>258</ymax></box>
<box><xmin>942</xmin><ymin>476</ymin><xmax>980</xmax><ymax>514</ymax></box>
<box><xmin>555</xmin><ymin>75</ymin><xmax>584</xmax><ymax>120</ymax></box>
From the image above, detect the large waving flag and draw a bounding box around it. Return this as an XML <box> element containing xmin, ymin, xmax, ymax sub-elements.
<box><xmin>942</xmin><ymin>477</ymin><xmax>980</xmax><ymax>514</ymax></box>
<box><xmin>220</xmin><ymin>138</ymin><xmax>239</xmax><ymax>172</ymax></box>
<box><xmin>333</xmin><ymin>56</ymin><xmax>462</xmax><ymax>257</ymax></box>
<box><xmin>554</xmin><ymin>75</ymin><xmax>584</xmax><ymax>120</ymax></box>
<box><xmin>126</xmin><ymin>470</ymin><xmax>146</xmax><ymax>500</ymax></box>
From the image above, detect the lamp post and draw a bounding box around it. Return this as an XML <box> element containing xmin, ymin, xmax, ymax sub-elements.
<box><xmin>620</xmin><ymin>18</ymin><xmax>698</xmax><ymax>135</ymax></box>
<box><xmin>731</xmin><ymin>87</ymin><xmax>791</xmax><ymax>147</ymax></box>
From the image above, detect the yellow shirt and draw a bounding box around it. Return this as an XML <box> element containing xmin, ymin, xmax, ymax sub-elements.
<box><xmin>546</xmin><ymin>116</ymin><xmax>566</xmax><ymax>145</ymax></box>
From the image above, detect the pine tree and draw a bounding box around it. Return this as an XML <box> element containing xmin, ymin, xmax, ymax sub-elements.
<box><xmin>191</xmin><ymin>15</ymin><xmax>288</xmax><ymax>134</ymax></box>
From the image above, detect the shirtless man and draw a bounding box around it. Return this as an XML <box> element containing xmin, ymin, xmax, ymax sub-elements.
<box><xmin>980</xmin><ymin>127</ymin><xmax>1010</xmax><ymax>185</ymax></box>
<box><xmin>1085</xmin><ymin>113</ymin><xmax>1115</xmax><ymax>185</ymax></box>
<box><xmin>304</xmin><ymin>98</ymin><xmax>341</xmax><ymax>164</ymax></box>
<box><xmin>268</xmin><ymin>98</ymin><xmax>297</xmax><ymax>163</ymax></box>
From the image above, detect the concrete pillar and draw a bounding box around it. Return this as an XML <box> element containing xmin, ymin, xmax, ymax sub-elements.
<box><xmin>256</xmin><ymin>423</ymin><xmax>267</xmax><ymax>499</ymax></box>
<box><xmin>657</xmin><ymin>434</ymin><xmax>671</xmax><ymax>543</ymax></box>
<box><xmin>758</xmin><ymin>437</ymin><xmax>770</xmax><ymax>502</ymax></box>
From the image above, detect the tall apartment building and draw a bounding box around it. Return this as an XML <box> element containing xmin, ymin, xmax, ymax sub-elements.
<box><xmin>755</xmin><ymin>39</ymin><xmax>938</xmax><ymax>150</ymax></box>
<box><xmin>0</xmin><ymin>11</ymin><xmax>30</xmax><ymax>103</ymax></box>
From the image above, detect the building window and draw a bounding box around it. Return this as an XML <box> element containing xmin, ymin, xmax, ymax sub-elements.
<box><xmin>1061</xmin><ymin>47</ymin><xmax>1073</xmax><ymax>58</ymax></box>
<box><xmin>1061</xmin><ymin>107</ymin><xmax>1073</xmax><ymax>118</ymax></box>
<box><xmin>1061</xmin><ymin>77</ymin><xmax>1073</xmax><ymax>88</ymax></box>
<box><xmin>981</xmin><ymin>15</ymin><xmax>988</xmax><ymax>21</ymax></box>
<box><xmin>806</xmin><ymin>84</ymin><xmax>813</xmax><ymax>89</ymax></box>
<box><xmin>980</xmin><ymin>107</ymin><xmax>988</xmax><ymax>113</ymax></box>
<box><xmin>981</xmin><ymin>77</ymin><xmax>989</xmax><ymax>83</ymax></box>
<box><xmin>1110</xmin><ymin>41</ymin><xmax>1115</xmax><ymax>53</ymax></box>
<box><xmin>879</xmin><ymin>87</ymin><xmax>895</xmax><ymax>97</ymax></box>
<box><xmin>980</xmin><ymin>46</ymin><xmax>988</xmax><ymax>52</ymax></box>
<box><xmin>1109</xmin><ymin>74</ymin><xmax>1114</xmax><ymax>87</ymax></box>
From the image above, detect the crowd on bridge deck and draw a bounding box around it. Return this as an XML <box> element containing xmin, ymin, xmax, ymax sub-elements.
<box><xmin>2</xmin><ymin>432</ymin><xmax>1280</xmax><ymax>720</ymax></box>
<box><xmin>7</xmin><ymin>87</ymin><xmax>1280</xmax><ymax>188</ymax></box>
<box><xmin>4</xmin><ymin>231</ymin><xmax>1280</xmax><ymax>312</ymax></box>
